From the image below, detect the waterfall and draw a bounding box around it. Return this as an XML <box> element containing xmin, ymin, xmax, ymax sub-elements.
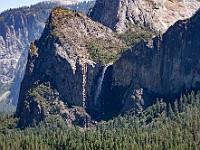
<box><xmin>94</xmin><ymin>65</ymin><xmax>108</xmax><ymax>106</ymax></box>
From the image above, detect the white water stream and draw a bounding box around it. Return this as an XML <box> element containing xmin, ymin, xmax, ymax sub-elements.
<box><xmin>94</xmin><ymin>65</ymin><xmax>109</xmax><ymax>105</ymax></box>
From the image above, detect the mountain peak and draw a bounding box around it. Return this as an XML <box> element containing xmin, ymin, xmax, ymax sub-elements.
<box><xmin>46</xmin><ymin>7</ymin><xmax>123</xmax><ymax>64</ymax></box>
<box><xmin>16</xmin><ymin>7</ymin><xmax>124</xmax><ymax>127</ymax></box>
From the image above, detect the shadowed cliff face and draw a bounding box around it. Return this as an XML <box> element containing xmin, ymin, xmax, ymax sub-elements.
<box><xmin>16</xmin><ymin>8</ymin><xmax>124</xmax><ymax>127</ymax></box>
<box><xmin>90</xmin><ymin>0</ymin><xmax>200</xmax><ymax>33</ymax></box>
<box><xmin>89</xmin><ymin>0</ymin><xmax>119</xmax><ymax>31</ymax></box>
<box><xmin>0</xmin><ymin>1</ymin><xmax>95</xmax><ymax>105</ymax></box>
<box><xmin>109</xmin><ymin>10</ymin><xmax>200</xmax><ymax>112</ymax></box>
<box><xmin>16</xmin><ymin>7</ymin><xmax>200</xmax><ymax>127</ymax></box>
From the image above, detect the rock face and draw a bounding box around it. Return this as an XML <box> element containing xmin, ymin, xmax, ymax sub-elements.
<box><xmin>104</xmin><ymin>9</ymin><xmax>200</xmax><ymax>112</ymax></box>
<box><xmin>0</xmin><ymin>1</ymin><xmax>94</xmax><ymax>105</ymax></box>
<box><xmin>16</xmin><ymin>4</ymin><xmax>200</xmax><ymax>127</ymax></box>
<box><xmin>0</xmin><ymin>2</ymin><xmax>52</xmax><ymax>104</ymax></box>
<box><xmin>16</xmin><ymin>8</ymin><xmax>123</xmax><ymax>127</ymax></box>
<box><xmin>90</xmin><ymin>0</ymin><xmax>200</xmax><ymax>33</ymax></box>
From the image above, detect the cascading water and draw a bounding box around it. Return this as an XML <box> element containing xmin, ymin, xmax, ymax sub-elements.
<box><xmin>94</xmin><ymin>65</ymin><xmax>109</xmax><ymax>106</ymax></box>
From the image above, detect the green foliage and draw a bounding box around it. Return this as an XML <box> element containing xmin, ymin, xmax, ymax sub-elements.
<box><xmin>26</xmin><ymin>82</ymin><xmax>60</xmax><ymax>116</ymax></box>
<box><xmin>0</xmin><ymin>113</ymin><xmax>18</xmax><ymax>131</ymax></box>
<box><xmin>52</xmin><ymin>7</ymin><xmax>67</xmax><ymax>12</ymax></box>
<box><xmin>28</xmin><ymin>82</ymin><xmax>54</xmax><ymax>98</ymax></box>
<box><xmin>118</xmin><ymin>29</ymin><xmax>152</xmax><ymax>47</ymax></box>
<box><xmin>29</xmin><ymin>42</ymin><xmax>38</xmax><ymax>57</ymax></box>
<box><xmin>51</xmin><ymin>7</ymin><xmax>75</xmax><ymax>20</ymax></box>
<box><xmin>1</xmin><ymin>91</ymin><xmax>200</xmax><ymax>149</ymax></box>
<box><xmin>86</xmin><ymin>29</ymin><xmax>152</xmax><ymax>65</ymax></box>
<box><xmin>86</xmin><ymin>39</ymin><xmax>126</xmax><ymax>65</ymax></box>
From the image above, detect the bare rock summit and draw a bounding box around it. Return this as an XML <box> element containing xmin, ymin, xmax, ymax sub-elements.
<box><xmin>90</xmin><ymin>0</ymin><xmax>200</xmax><ymax>33</ymax></box>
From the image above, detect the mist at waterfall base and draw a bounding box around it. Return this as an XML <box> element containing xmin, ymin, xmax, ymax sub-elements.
<box><xmin>91</xmin><ymin>64</ymin><xmax>125</xmax><ymax>121</ymax></box>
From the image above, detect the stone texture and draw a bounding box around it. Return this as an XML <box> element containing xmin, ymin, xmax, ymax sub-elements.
<box><xmin>0</xmin><ymin>3</ymin><xmax>50</xmax><ymax>104</ymax></box>
<box><xmin>16</xmin><ymin>3</ymin><xmax>200</xmax><ymax>127</ymax></box>
<box><xmin>108</xmin><ymin>9</ymin><xmax>200</xmax><ymax>112</ymax></box>
<box><xmin>90</xmin><ymin>0</ymin><xmax>200</xmax><ymax>33</ymax></box>
<box><xmin>0</xmin><ymin>1</ymin><xmax>94</xmax><ymax>104</ymax></box>
<box><xmin>16</xmin><ymin>8</ymin><xmax>123</xmax><ymax>127</ymax></box>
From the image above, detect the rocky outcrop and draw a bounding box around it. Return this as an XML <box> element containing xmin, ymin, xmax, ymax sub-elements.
<box><xmin>0</xmin><ymin>1</ymin><xmax>94</xmax><ymax>105</ymax></box>
<box><xmin>90</xmin><ymin>0</ymin><xmax>200</xmax><ymax>33</ymax></box>
<box><xmin>16</xmin><ymin>2</ymin><xmax>200</xmax><ymax>128</ymax></box>
<box><xmin>16</xmin><ymin>8</ymin><xmax>123</xmax><ymax>127</ymax></box>
<box><xmin>104</xmin><ymin>9</ymin><xmax>200</xmax><ymax>113</ymax></box>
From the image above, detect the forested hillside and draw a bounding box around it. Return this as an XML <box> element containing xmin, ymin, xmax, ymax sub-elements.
<box><xmin>0</xmin><ymin>1</ymin><xmax>200</xmax><ymax>149</ymax></box>
<box><xmin>0</xmin><ymin>91</ymin><xmax>200</xmax><ymax>149</ymax></box>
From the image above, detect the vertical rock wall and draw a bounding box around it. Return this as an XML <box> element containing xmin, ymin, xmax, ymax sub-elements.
<box><xmin>90</xmin><ymin>0</ymin><xmax>200</xmax><ymax>33</ymax></box>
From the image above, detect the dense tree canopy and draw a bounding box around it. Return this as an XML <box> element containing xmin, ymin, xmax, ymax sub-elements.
<box><xmin>0</xmin><ymin>91</ymin><xmax>200</xmax><ymax>149</ymax></box>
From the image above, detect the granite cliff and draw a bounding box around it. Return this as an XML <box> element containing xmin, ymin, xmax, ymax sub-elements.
<box><xmin>16</xmin><ymin>3</ymin><xmax>200</xmax><ymax>127</ymax></box>
<box><xmin>0</xmin><ymin>1</ymin><xmax>94</xmax><ymax>105</ymax></box>
<box><xmin>103</xmin><ymin>9</ymin><xmax>200</xmax><ymax>113</ymax></box>
<box><xmin>16</xmin><ymin>6</ymin><xmax>200</xmax><ymax>127</ymax></box>
<box><xmin>16</xmin><ymin>8</ymin><xmax>124</xmax><ymax>127</ymax></box>
<box><xmin>90</xmin><ymin>0</ymin><xmax>200</xmax><ymax>33</ymax></box>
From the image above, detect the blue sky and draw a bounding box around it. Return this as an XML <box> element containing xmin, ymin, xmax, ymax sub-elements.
<box><xmin>0</xmin><ymin>0</ymin><xmax>87</xmax><ymax>13</ymax></box>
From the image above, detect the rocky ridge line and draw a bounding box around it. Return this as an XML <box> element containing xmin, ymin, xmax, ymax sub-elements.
<box><xmin>0</xmin><ymin>1</ymin><xmax>94</xmax><ymax>105</ymax></box>
<box><xmin>90</xmin><ymin>0</ymin><xmax>200</xmax><ymax>33</ymax></box>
